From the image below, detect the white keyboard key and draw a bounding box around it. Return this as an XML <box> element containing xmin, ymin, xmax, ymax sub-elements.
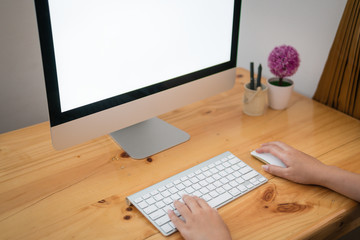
<box><xmin>204</xmin><ymin>171</ymin><xmax>212</xmax><ymax>177</ymax></box>
<box><xmin>138</xmin><ymin>201</ymin><xmax>148</xmax><ymax>209</ymax></box>
<box><xmin>146</xmin><ymin>197</ymin><xmax>156</xmax><ymax>205</ymax></box>
<box><xmin>171</xmin><ymin>193</ymin><xmax>181</xmax><ymax>201</ymax></box>
<box><xmin>144</xmin><ymin>205</ymin><xmax>157</xmax><ymax>214</ymax></box>
<box><xmin>229</xmin><ymin>158</ymin><xmax>239</xmax><ymax>164</ymax></box>
<box><xmin>156</xmin><ymin>215</ymin><xmax>171</xmax><ymax>226</ymax></box>
<box><xmin>237</xmin><ymin>161</ymin><xmax>246</xmax><ymax>168</ymax></box>
<box><xmin>206</xmin><ymin>176</ymin><xmax>215</xmax><ymax>183</ymax></box>
<box><xmin>216</xmin><ymin>165</ymin><xmax>225</xmax><ymax>170</ymax></box>
<box><xmin>143</xmin><ymin>193</ymin><xmax>151</xmax><ymax>199</ymax></box>
<box><xmin>161</xmin><ymin>223</ymin><xmax>173</xmax><ymax>233</ymax></box>
<box><xmin>209</xmin><ymin>190</ymin><xmax>219</xmax><ymax>198</ymax></box>
<box><xmin>232</xmin><ymin>165</ymin><xmax>240</xmax><ymax>171</ymax></box>
<box><xmin>215</xmin><ymin>160</ymin><xmax>222</xmax><ymax>165</ymax></box>
<box><xmin>226</xmin><ymin>174</ymin><xmax>235</xmax><ymax>181</ymax></box>
<box><xmin>199</xmin><ymin>180</ymin><xmax>208</xmax><ymax>187</ymax></box>
<box><xmin>163</xmin><ymin>205</ymin><xmax>173</xmax><ymax>212</ymax></box>
<box><xmin>259</xmin><ymin>177</ymin><xmax>266</xmax><ymax>182</ymax></box>
<box><xmin>213</xmin><ymin>181</ymin><xmax>222</xmax><ymax>187</ymax></box>
<box><xmin>246</xmin><ymin>183</ymin><xmax>254</xmax><ymax>189</ymax></box>
<box><xmin>185</xmin><ymin>186</ymin><xmax>195</xmax><ymax>194</ymax></box>
<box><xmin>250</xmin><ymin>178</ymin><xmax>257</xmax><ymax>184</ymax></box>
<box><xmin>180</xmin><ymin>176</ymin><xmax>188</xmax><ymax>181</ymax></box>
<box><xmin>229</xmin><ymin>188</ymin><xmax>241</xmax><ymax>196</ymax></box>
<box><xmin>158</xmin><ymin>186</ymin><xmax>166</xmax><ymax>192</ymax></box>
<box><xmin>220</xmin><ymin>178</ymin><xmax>229</xmax><ymax>184</ymax></box>
<box><xmin>216</xmin><ymin>187</ymin><xmax>225</xmax><ymax>194</ymax></box>
<box><xmin>236</xmin><ymin>177</ymin><xmax>245</xmax><ymax>184</ymax></box>
<box><xmin>193</xmin><ymin>183</ymin><xmax>201</xmax><ymax>190</ymax></box>
<box><xmin>213</xmin><ymin>173</ymin><xmax>221</xmax><ymax>180</ymax></box>
<box><xmin>229</xmin><ymin>180</ymin><xmax>238</xmax><ymax>187</ymax></box>
<box><xmin>169</xmin><ymin>187</ymin><xmax>178</xmax><ymax>194</ymax></box>
<box><xmin>163</xmin><ymin>197</ymin><xmax>172</xmax><ymax>205</ymax></box>
<box><xmin>242</xmin><ymin>171</ymin><xmax>258</xmax><ymax>180</ymax></box>
<box><xmin>190</xmin><ymin>177</ymin><xmax>200</xmax><ymax>184</ymax></box>
<box><xmin>240</xmin><ymin>166</ymin><xmax>251</xmax><ymax>174</ymax></box>
<box><xmin>161</xmin><ymin>190</ymin><xmax>171</xmax><ymax>197</ymax></box>
<box><xmin>165</xmin><ymin>183</ymin><xmax>173</xmax><ymax>188</ymax></box>
<box><xmin>184</xmin><ymin>180</ymin><xmax>193</xmax><ymax>186</ymax></box>
<box><xmin>223</xmin><ymin>162</ymin><xmax>230</xmax><ymax>167</ymax></box>
<box><xmin>151</xmin><ymin>190</ymin><xmax>159</xmax><ymax>196</ymax></box>
<box><xmin>223</xmin><ymin>184</ymin><xmax>232</xmax><ymax>191</ymax></box>
<box><xmin>150</xmin><ymin>209</ymin><xmax>166</xmax><ymax>220</ymax></box>
<box><xmin>156</xmin><ymin>201</ymin><xmax>165</xmax><ymax>209</ymax></box>
<box><xmin>201</xmin><ymin>166</ymin><xmax>209</xmax><ymax>171</ymax></box>
<box><xmin>193</xmin><ymin>190</ymin><xmax>202</xmax><ymax>197</ymax></box>
<box><xmin>197</xmin><ymin>173</ymin><xmax>206</xmax><ymax>180</ymax></box>
<box><xmin>154</xmin><ymin>193</ymin><xmax>163</xmax><ymax>201</ymax></box>
<box><xmin>200</xmin><ymin>188</ymin><xmax>209</xmax><ymax>194</ymax></box>
<box><xmin>238</xmin><ymin>185</ymin><xmax>247</xmax><ymax>192</ymax></box>
<box><xmin>177</xmin><ymin>192</ymin><xmax>186</xmax><ymax>199</ymax></box>
<box><xmin>187</xmin><ymin>172</ymin><xmax>195</xmax><ymax>178</ymax></box>
<box><xmin>253</xmin><ymin>180</ymin><xmax>260</xmax><ymax>185</ymax></box>
<box><xmin>207</xmin><ymin>184</ymin><xmax>216</xmax><ymax>191</ymax></box>
<box><xmin>203</xmin><ymin>194</ymin><xmax>212</xmax><ymax>201</ymax></box>
<box><xmin>207</xmin><ymin>192</ymin><xmax>232</xmax><ymax>208</ymax></box>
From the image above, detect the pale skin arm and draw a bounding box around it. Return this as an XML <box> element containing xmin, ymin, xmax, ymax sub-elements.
<box><xmin>168</xmin><ymin>195</ymin><xmax>232</xmax><ymax>240</ymax></box>
<box><xmin>257</xmin><ymin>141</ymin><xmax>360</xmax><ymax>202</ymax></box>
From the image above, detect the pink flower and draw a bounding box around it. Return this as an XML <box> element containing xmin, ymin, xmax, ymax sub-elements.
<box><xmin>268</xmin><ymin>45</ymin><xmax>300</xmax><ymax>79</ymax></box>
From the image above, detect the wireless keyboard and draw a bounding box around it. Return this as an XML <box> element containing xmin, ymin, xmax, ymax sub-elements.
<box><xmin>126</xmin><ymin>151</ymin><xmax>267</xmax><ymax>236</ymax></box>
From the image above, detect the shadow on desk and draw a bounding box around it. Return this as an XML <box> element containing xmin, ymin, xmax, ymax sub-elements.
<box><xmin>340</xmin><ymin>227</ymin><xmax>360</xmax><ymax>240</ymax></box>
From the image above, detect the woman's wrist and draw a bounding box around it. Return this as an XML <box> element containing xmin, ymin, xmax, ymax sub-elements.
<box><xmin>311</xmin><ymin>164</ymin><xmax>333</xmax><ymax>187</ymax></box>
<box><xmin>314</xmin><ymin>164</ymin><xmax>340</xmax><ymax>188</ymax></box>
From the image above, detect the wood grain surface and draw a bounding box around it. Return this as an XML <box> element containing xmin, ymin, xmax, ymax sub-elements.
<box><xmin>1</xmin><ymin>68</ymin><xmax>359</xmax><ymax>240</ymax></box>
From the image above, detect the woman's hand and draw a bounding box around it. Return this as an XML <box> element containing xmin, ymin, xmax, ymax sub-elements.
<box><xmin>168</xmin><ymin>195</ymin><xmax>232</xmax><ymax>240</ymax></box>
<box><xmin>256</xmin><ymin>141</ymin><xmax>328</xmax><ymax>185</ymax></box>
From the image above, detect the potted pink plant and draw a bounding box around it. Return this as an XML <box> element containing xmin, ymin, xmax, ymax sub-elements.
<box><xmin>267</xmin><ymin>45</ymin><xmax>300</xmax><ymax>110</ymax></box>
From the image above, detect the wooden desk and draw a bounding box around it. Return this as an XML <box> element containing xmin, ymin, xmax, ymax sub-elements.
<box><xmin>1</xmin><ymin>68</ymin><xmax>359</xmax><ymax>240</ymax></box>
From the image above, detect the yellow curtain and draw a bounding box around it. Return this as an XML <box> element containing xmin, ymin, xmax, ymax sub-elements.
<box><xmin>313</xmin><ymin>0</ymin><xmax>360</xmax><ymax>119</ymax></box>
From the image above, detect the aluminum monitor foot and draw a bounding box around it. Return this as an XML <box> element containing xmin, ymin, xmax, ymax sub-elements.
<box><xmin>110</xmin><ymin>117</ymin><xmax>190</xmax><ymax>159</ymax></box>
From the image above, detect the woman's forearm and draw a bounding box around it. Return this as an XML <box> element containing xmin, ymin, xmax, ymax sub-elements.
<box><xmin>319</xmin><ymin>165</ymin><xmax>360</xmax><ymax>202</ymax></box>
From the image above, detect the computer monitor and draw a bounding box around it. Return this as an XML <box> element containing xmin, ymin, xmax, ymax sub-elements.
<box><xmin>34</xmin><ymin>0</ymin><xmax>241</xmax><ymax>159</ymax></box>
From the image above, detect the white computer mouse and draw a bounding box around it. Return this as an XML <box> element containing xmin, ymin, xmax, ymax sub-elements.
<box><xmin>251</xmin><ymin>150</ymin><xmax>287</xmax><ymax>168</ymax></box>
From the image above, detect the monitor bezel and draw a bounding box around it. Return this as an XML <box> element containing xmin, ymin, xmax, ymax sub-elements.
<box><xmin>34</xmin><ymin>0</ymin><xmax>241</xmax><ymax>127</ymax></box>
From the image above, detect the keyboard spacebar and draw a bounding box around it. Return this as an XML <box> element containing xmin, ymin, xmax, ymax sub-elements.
<box><xmin>207</xmin><ymin>192</ymin><xmax>233</xmax><ymax>209</ymax></box>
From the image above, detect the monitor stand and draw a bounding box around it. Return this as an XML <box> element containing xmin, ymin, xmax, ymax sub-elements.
<box><xmin>110</xmin><ymin>117</ymin><xmax>190</xmax><ymax>159</ymax></box>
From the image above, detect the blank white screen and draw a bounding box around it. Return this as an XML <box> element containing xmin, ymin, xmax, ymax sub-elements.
<box><xmin>48</xmin><ymin>0</ymin><xmax>234</xmax><ymax>112</ymax></box>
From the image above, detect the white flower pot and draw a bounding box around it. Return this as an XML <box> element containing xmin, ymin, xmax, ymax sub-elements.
<box><xmin>267</xmin><ymin>78</ymin><xmax>294</xmax><ymax>110</ymax></box>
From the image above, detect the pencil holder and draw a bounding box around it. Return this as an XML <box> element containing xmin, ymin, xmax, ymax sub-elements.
<box><xmin>243</xmin><ymin>83</ymin><xmax>268</xmax><ymax>116</ymax></box>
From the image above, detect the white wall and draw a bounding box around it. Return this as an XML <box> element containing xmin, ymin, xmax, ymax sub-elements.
<box><xmin>0</xmin><ymin>0</ymin><xmax>347</xmax><ymax>133</ymax></box>
<box><xmin>0</xmin><ymin>0</ymin><xmax>48</xmax><ymax>133</ymax></box>
<box><xmin>237</xmin><ymin>0</ymin><xmax>347</xmax><ymax>98</ymax></box>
